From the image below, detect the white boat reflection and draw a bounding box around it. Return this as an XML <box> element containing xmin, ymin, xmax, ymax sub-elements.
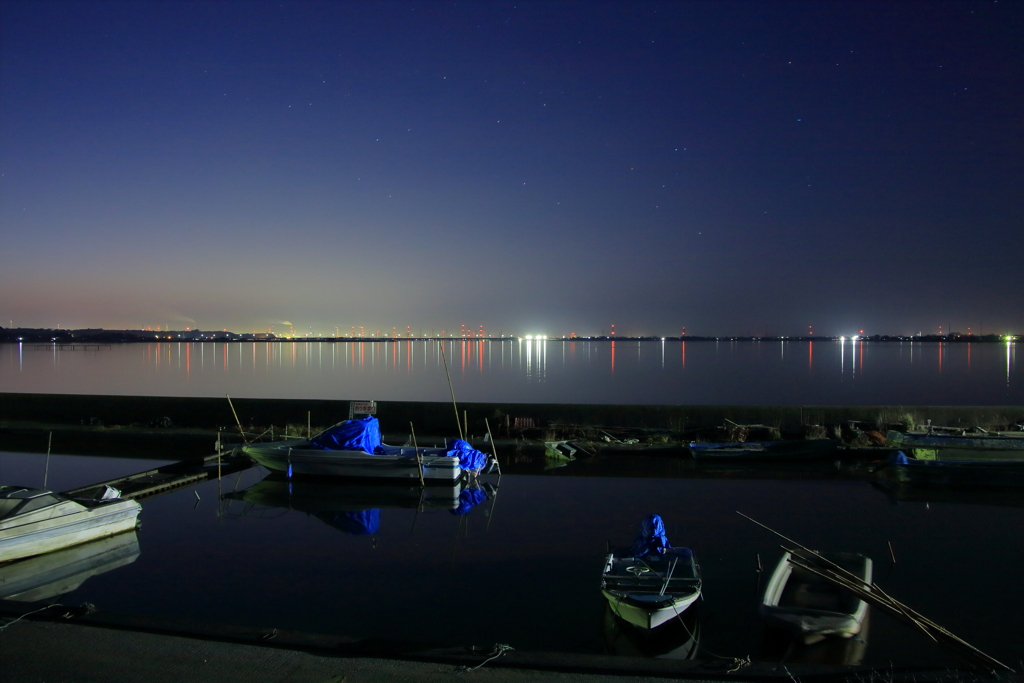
<box><xmin>0</xmin><ymin>530</ymin><xmax>140</xmax><ymax>602</ymax></box>
<box><xmin>222</xmin><ymin>474</ymin><xmax>496</xmax><ymax>535</ymax></box>
<box><xmin>602</xmin><ymin>604</ymin><xmax>701</xmax><ymax>659</ymax></box>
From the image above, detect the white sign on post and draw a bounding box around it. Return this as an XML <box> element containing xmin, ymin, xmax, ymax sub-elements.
<box><xmin>349</xmin><ymin>401</ymin><xmax>377</xmax><ymax>419</ymax></box>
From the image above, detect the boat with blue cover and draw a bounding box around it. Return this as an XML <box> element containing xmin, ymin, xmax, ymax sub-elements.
<box><xmin>240</xmin><ymin>416</ymin><xmax>489</xmax><ymax>482</ymax></box>
<box><xmin>600</xmin><ymin>514</ymin><xmax>702</xmax><ymax>630</ymax></box>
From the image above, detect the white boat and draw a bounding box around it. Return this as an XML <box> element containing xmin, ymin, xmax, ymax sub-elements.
<box><xmin>0</xmin><ymin>485</ymin><xmax>141</xmax><ymax>564</ymax></box>
<box><xmin>600</xmin><ymin>515</ymin><xmax>702</xmax><ymax>630</ymax></box>
<box><xmin>240</xmin><ymin>416</ymin><xmax>488</xmax><ymax>483</ymax></box>
<box><xmin>0</xmin><ymin>529</ymin><xmax>140</xmax><ymax>601</ymax></box>
<box><xmin>760</xmin><ymin>550</ymin><xmax>872</xmax><ymax>644</ymax></box>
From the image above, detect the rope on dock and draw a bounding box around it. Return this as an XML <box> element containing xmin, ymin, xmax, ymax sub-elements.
<box><xmin>460</xmin><ymin>643</ymin><xmax>514</xmax><ymax>672</ymax></box>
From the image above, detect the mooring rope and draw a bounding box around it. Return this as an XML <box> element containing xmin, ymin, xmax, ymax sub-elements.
<box><xmin>461</xmin><ymin>643</ymin><xmax>514</xmax><ymax>672</ymax></box>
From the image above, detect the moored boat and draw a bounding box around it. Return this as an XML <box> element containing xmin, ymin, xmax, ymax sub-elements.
<box><xmin>0</xmin><ymin>485</ymin><xmax>141</xmax><ymax>564</ymax></box>
<box><xmin>600</xmin><ymin>514</ymin><xmax>702</xmax><ymax>630</ymax></box>
<box><xmin>240</xmin><ymin>416</ymin><xmax>489</xmax><ymax>482</ymax></box>
<box><xmin>876</xmin><ymin>451</ymin><xmax>1024</xmax><ymax>488</ymax></box>
<box><xmin>760</xmin><ymin>549</ymin><xmax>872</xmax><ymax>644</ymax></box>
<box><xmin>887</xmin><ymin>429</ymin><xmax>1024</xmax><ymax>451</ymax></box>
<box><xmin>688</xmin><ymin>439</ymin><xmax>839</xmax><ymax>460</ymax></box>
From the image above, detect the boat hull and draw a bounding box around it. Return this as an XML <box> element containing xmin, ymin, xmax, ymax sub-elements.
<box><xmin>0</xmin><ymin>499</ymin><xmax>141</xmax><ymax>564</ymax></box>
<box><xmin>760</xmin><ymin>550</ymin><xmax>872</xmax><ymax>643</ymax></box>
<box><xmin>242</xmin><ymin>440</ymin><xmax>463</xmax><ymax>482</ymax></box>
<box><xmin>601</xmin><ymin>551</ymin><xmax>702</xmax><ymax>630</ymax></box>
<box><xmin>688</xmin><ymin>439</ymin><xmax>839</xmax><ymax>460</ymax></box>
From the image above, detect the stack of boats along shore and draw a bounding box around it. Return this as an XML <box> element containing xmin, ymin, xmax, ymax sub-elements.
<box><xmin>4</xmin><ymin>414</ymin><xmax>1022</xmax><ymax>666</ymax></box>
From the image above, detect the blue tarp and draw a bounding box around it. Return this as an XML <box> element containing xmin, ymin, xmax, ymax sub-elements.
<box><xmin>446</xmin><ymin>439</ymin><xmax>489</xmax><ymax>471</ymax></box>
<box><xmin>450</xmin><ymin>487</ymin><xmax>489</xmax><ymax>515</ymax></box>
<box><xmin>309</xmin><ymin>416</ymin><xmax>382</xmax><ymax>452</ymax></box>
<box><xmin>890</xmin><ymin>451</ymin><xmax>910</xmax><ymax>464</ymax></box>
<box><xmin>318</xmin><ymin>509</ymin><xmax>380</xmax><ymax>535</ymax></box>
<box><xmin>628</xmin><ymin>514</ymin><xmax>672</xmax><ymax>557</ymax></box>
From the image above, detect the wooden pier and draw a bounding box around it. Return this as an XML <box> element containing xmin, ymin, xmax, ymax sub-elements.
<box><xmin>62</xmin><ymin>451</ymin><xmax>251</xmax><ymax>501</ymax></box>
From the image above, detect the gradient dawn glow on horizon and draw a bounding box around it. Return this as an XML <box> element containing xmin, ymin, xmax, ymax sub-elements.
<box><xmin>1</xmin><ymin>1</ymin><xmax>1021</xmax><ymax>338</ymax></box>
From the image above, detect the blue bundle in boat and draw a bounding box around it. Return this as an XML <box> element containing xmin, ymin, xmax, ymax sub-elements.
<box><xmin>628</xmin><ymin>514</ymin><xmax>672</xmax><ymax>557</ymax></box>
<box><xmin>447</xmin><ymin>439</ymin><xmax>489</xmax><ymax>471</ymax></box>
<box><xmin>309</xmin><ymin>416</ymin><xmax>382</xmax><ymax>452</ymax></box>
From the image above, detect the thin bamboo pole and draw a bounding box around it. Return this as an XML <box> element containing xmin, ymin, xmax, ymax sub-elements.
<box><xmin>226</xmin><ymin>395</ymin><xmax>248</xmax><ymax>444</ymax></box>
<box><xmin>43</xmin><ymin>432</ymin><xmax>52</xmax><ymax>489</ymax></box>
<box><xmin>484</xmin><ymin>418</ymin><xmax>502</xmax><ymax>476</ymax></box>
<box><xmin>438</xmin><ymin>341</ymin><xmax>463</xmax><ymax>440</ymax></box>
<box><xmin>410</xmin><ymin>422</ymin><xmax>424</xmax><ymax>486</ymax></box>
<box><xmin>740</xmin><ymin>512</ymin><xmax>1011</xmax><ymax>671</ymax></box>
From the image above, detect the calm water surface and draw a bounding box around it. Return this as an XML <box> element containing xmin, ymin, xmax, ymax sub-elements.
<box><xmin>1</xmin><ymin>339</ymin><xmax>1019</xmax><ymax>405</ymax></box>
<box><xmin>2</xmin><ymin>451</ymin><xmax>1022</xmax><ymax>668</ymax></box>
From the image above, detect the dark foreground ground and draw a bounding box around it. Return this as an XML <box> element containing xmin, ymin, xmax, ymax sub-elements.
<box><xmin>2</xmin><ymin>606</ymin><xmax>1014</xmax><ymax>683</ymax></box>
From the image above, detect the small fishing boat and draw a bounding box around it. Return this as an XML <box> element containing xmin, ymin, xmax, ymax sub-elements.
<box><xmin>0</xmin><ymin>485</ymin><xmax>141</xmax><ymax>564</ymax></box>
<box><xmin>601</xmin><ymin>514</ymin><xmax>702</xmax><ymax>630</ymax></box>
<box><xmin>240</xmin><ymin>416</ymin><xmax>489</xmax><ymax>482</ymax></box>
<box><xmin>876</xmin><ymin>451</ymin><xmax>1024</xmax><ymax>488</ymax></box>
<box><xmin>760</xmin><ymin>549</ymin><xmax>872</xmax><ymax>644</ymax></box>
<box><xmin>887</xmin><ymin>429</ymin><xmax>1024</xmax><ymax>451</ymax></box>
<box><xmin>688</xmin><ymin>439</ymin><xmax>839</xmax><ymax>460</ymax></box>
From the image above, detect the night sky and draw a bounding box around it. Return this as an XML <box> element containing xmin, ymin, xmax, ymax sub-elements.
<box><xmin>2</xmin><ymin>1</ymin><xmax>1021</xmax><ymax>338</ymax></box>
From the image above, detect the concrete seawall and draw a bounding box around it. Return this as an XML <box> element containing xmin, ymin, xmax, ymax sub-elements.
<box><xmin>2</xmin><ymin>392</ymin><xmax>1021</xmax><ymax>436</ymax></box>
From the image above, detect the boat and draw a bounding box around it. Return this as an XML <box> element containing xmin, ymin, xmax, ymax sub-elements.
<box><xmin>687</xmin><ymin>439</ymin><xmax>839</xmax><ymax>460</ymax></box>
<box><xmin>0</xmin><ymin>529</ymin><xmax>140</xmax><ymax>601</ymax></box>
<box><xmin>0</xmin><ymin>485</ymin><xmax>141</xmax><ymax>564</ymax></box>
<box><xmin>887</xmin><ymin>429</ymin><xmax>1024</xmax><ymax>451</ymax></box>
<box><xmin>760</xmin><ymin>549</ymin><xmax>872</xmax><ymax>644</ymax></box>
<box><xmin>876</xmin><ymin>451</ymin><xmax>1024</xmax><ymax>488</ymax></box>
<box><xmin>602</xmin><ymin>603</ymin><xmax>701</xmax><ymax>660</ymax></box>
<box><xmin>600</xmin><ymin>514</ymin><xmax>702</xmax><ymax>630</ymax></box>
<box><xmin>240</xmin><ymin>416</ymin><xmax>489</xmax><ymax>482</ymax></box>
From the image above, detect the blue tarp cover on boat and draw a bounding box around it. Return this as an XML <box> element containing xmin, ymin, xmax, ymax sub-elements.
<box><xmin>447</xmin><ymin>439</ymin><xmax>489</xmax><ymax>471</ymax></box>
<box><xmin>309</xmin><ymin>416</ymin><xmax>382</xmax><ymax>452</ymax></box>
<box><xmin>450</xmin><ymin>487</ymin><xmax>488</xmax><ymax>515</ymax></box>
<box><xmin>318</xmin><ymin>509</ymin><xmax>380</xmax><ymax>535</ymax></box>
<box><xmin>628</xmin><ymin>514</ymin><xmax>672</xmax><ymax>557</ymax></box>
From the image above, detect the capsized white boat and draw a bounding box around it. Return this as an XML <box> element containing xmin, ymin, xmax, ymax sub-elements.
<box><xmin>760</xmin><ymin>550</ymin><xmax>872</xmax><ymax>644</ymax></box>
<box><xmin>241</xmin><ymin>416</ymin><xmax>489</xmax><ymax>482</ymax></box>
<box><xmin>0</xmin><ymin>485</ymin><xmax>141</xmax><ymax>564</ymax></box>
<box><xmin>601</xmin><ymin>514</ymin><xmax>702</xmax><ymax>630</ymax></box>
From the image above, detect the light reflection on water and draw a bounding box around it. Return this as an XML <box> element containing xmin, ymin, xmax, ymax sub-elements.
<box><xmin>1</xmin><ymin>450</ymin><xmax>1021</xmax><ymax>668</ymax></box>
<box><xmin>0</xmin><ymin>340</ymin><xmax>1018</xmax><ymax>405</ymax></box>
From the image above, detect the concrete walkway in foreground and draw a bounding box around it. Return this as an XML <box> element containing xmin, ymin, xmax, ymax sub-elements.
<box><xmin>1</xmin><ymin>618</ymin><xmax>729</xmax><ymax>683</ymax></box>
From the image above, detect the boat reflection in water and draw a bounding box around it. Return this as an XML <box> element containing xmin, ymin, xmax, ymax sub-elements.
<box><xmin>602</xmin><ymin>604</ymin><xmax>701</xmax><ymax>660</ymax></box>
<box><xmin>222</xmin><ymin>474</ymin><xmax>496</xmax><ymax>534</ymax></box>
<box><xmin>0</xmin><ymin>530</ymin><xmax>140</xmax><ymax>602</ymax></box>
<box><xmin>759</xmin><ymin>611</ymin><xmax>870</xmax><ymax>666</ymax></box>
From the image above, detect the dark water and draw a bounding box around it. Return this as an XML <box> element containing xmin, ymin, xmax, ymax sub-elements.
<box><xmin>1</xmin><ymin>339</ymin><xmax>1019</xmax><ymax>405</ymax></box>
<box><xmin>3</xmin><ymin>450</ymin><xmax>1022</xmax><ymax>669</ymax></box>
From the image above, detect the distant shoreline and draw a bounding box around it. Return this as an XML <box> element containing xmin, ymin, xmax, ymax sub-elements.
<box><xmin>0</xmin><ymin>327</ymin><xmax>1017</xmax><ymax>344</ymax></box>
